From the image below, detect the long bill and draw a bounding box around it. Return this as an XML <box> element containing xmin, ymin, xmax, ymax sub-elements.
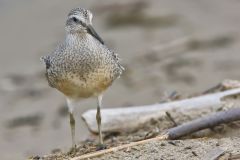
<box><xmin>87</xmin><ymin>25</ymin><xmax>104</xmax><ymax>45</ymax></box>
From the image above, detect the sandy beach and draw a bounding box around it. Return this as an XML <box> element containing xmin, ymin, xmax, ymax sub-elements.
<box><xmin>0</xmin><ymin>0</ymin><xmax>240</xmax><ymax>159</ymax></box>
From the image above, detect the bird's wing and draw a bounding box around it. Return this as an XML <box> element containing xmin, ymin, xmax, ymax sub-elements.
<box><xmin>40</xmin><ymin>55</ymin><xmax>51</xmax><ymax>69</ymax></box>
<box><xmin>112</xmin><ymin>51</ymin><xmax>125</xmax><ymax>71</ymax></box>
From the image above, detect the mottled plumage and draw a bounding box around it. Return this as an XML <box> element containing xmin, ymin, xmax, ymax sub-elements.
<box><xmin>42</xmin><ymin>33</ymin><xmax>123</xmax><ymax>98</ymax></box>
<box><xmin>41</xmin><ymin>7</ymin><xmax>123</xmax><ymax>148</ymax></box>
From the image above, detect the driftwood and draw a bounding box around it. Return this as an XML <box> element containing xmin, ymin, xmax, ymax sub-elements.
<box><xmin>82</xmin><ymin>88</ymin><xmax>240</xmax><ymax>133</ymax></box>
<box><xmin>74</xmin><ymin>107</ymin><xmax>240</xmax><ymax>160</ymax></box>
<box><xmin>161</xmin><ymin>107</ymin><xmax>240</xmax><ymax>139</ymax></box>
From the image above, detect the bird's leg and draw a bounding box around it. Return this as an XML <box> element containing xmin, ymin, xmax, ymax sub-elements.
<box><xmin>96</xmin><ymin>95</ymin><xmax>106</xmax><ymax>149</ymax></box>
<box><xmin>66</xmin><ymin>98</ymin><xmax>76</xmax><ymax>150</ymax></box>
<box><xmin>96</xmin><ymin>106</ymin><xmax>103</xmax><ymax>144</ymax></box>
<box><xmin>69</xmin><ymin>112</ymin><xmax>76</xmax><ymax>148</ymax></box>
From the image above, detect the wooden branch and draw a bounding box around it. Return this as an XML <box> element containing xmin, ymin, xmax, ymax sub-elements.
<box><xmin>162</xmin><ymin>107</ymin><xmax>240</xmax><ymax>139</ymax></box>
<box><xmin>82</xmin><ymin>88</ymin><xmax>240</xmax><ymax>133</ymax></box>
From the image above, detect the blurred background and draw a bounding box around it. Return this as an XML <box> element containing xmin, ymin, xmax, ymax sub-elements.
<box><xmin>0</xmin><ymin>0</ymin><xmax>240</xmax><ymax>159</ymax></box>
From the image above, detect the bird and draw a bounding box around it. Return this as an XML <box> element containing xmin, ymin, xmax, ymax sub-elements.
<box><xmin>40</xmin><ymin>7</ymin><xmax>124</xmax><ymax>149</ymax></box>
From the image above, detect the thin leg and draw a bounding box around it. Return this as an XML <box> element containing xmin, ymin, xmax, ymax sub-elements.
<box><xmin>66</xmin><ymin>98</ymin><xmax>76</xmax><ymax>149</ymax></box>
<box><xmin>96</xmin><ymin>95</ymin><xmax>103</xmax><ymax>145</ymax></box>
<box><xmin>69</xmin><ymin>112</ymin><xmax>76</xmax><ymax>148</ymax></box>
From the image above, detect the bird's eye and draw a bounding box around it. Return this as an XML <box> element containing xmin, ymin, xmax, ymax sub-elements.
<box><xmin>72</xmin><ymin>17</ymin><xmax>79</xmax><ymax>23</ymax></box>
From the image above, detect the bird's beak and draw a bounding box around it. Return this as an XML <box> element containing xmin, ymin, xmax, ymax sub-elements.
<box><xmin>87</xmin><ymin>25</ymin><xmax>104</xmax><ymax>45</ymax></box>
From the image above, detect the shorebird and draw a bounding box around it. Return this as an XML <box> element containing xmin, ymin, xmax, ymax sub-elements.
<box><xmin>41</xmin><ymin>7</ymin><xmax>124</xmax><ymax>148</ymax></box>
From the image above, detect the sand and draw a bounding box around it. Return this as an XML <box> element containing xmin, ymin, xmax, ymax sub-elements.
<box><xmin>1</xmin><ymin>0</ymin><xmax>240</xmax><ymax>159</ymax></box>
<box><xmin>91</xmin><ymin>138</ymin><xmax>240</xmax><ymax>160</ymax></box>
<box><xmin>40</xmin><ymin>94</ymin><xmax>240</xmax><ymax>160</ymax></box>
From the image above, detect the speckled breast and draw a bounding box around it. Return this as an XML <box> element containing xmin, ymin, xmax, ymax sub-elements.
<box><xmin>46</xmin><ymin>67</ymin><xmax>115</xmax><ymax>99</ymax></box>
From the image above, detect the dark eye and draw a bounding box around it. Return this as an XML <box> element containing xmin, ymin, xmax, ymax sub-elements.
<box><xmin>72</xmin><ymin>17</ymin><xmax>79</xmax><ymax>23</ymax></box>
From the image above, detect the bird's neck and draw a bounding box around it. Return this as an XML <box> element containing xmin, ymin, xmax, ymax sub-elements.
<box><xmin>65</xmin><ymin>32</ymin><xmax>93</xmax><ymax>47</ymax></box>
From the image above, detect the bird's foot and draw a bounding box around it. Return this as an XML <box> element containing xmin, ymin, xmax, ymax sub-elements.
<box><xmin>96</xmin><ymin>143</ymin><xmax>107</xmax><ymax>151</ymax></box>
<box><xmin>68</xmin><ymin>145</ymin><xmax>77</xmax><ymax>155</ymax></box>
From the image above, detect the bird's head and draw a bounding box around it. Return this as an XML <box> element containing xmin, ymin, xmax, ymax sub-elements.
<box><xmin>66</xmin><ymin>8</ymin><xmax>104</xmax><ymax>44</ymax></box>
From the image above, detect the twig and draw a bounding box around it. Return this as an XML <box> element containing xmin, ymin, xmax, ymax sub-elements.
<box><xmin>165</xmin><ymin>111</ymin><xmax>178</xmax><ymax>126</ymax></box>
<box><xmin>162</xmin><ymin>108</ymin><xmax>240</xmax><ymax>139</ymax></box>
<box><xmin>202</xmin><ymin>84</ymin><xmax>222</xmax><ymax>94</ymax></box>
<box><xmin>202</xmin><ymin>79</ymin><xmax>240</xmax><ymax>94</ymax></box>
<box><xmin>71</xmin><ymin>135</ymin><xmax>168</xmax><ymax>160</ymax></box>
